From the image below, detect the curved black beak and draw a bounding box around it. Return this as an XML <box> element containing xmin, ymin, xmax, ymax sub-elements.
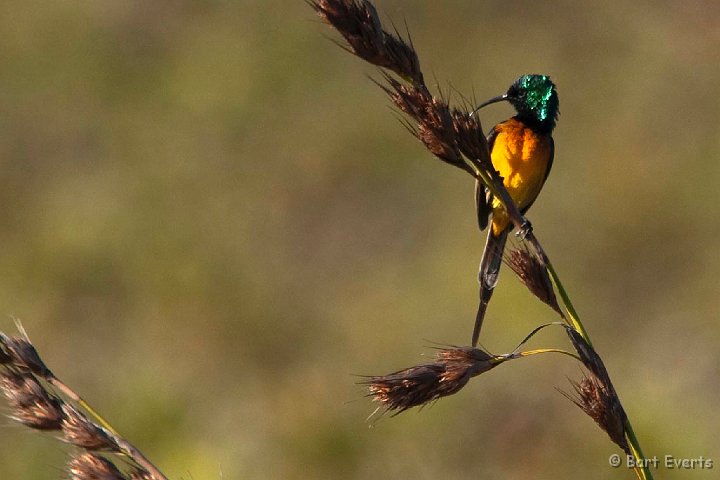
<box><xmin>470</xmin><ymin>94</ymin><xmax>508</xmax><ymax>117</ymax></box>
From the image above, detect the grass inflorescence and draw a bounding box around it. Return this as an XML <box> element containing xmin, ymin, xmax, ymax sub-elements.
<box><xmin>0</xmin><ymin>324</ymin><xmax>167</xmax><ymax>480</ymax></box>
<box><xmin>311</xmin><ymin>1</ymin><xmax>654</xmax><ymax>478</ymax></box>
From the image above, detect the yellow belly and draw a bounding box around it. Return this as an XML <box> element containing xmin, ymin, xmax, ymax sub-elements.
<box><xmin>490</xmin><ymin>118</ymin><xmax>553</xmax><ymax>236</ymax></box>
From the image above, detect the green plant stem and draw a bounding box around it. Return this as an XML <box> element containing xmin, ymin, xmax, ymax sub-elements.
<box><xmin>513</xmin><ymin>348</ymin><xmax>580</xmax><ymax>361</ymax></box>
<box><xmin>543</xmin><ymin>259</ymin><xmax>591</xmax><ymax>346</ymax></box>
<box><xmin>48</xmin><ymin>376</ymin><xmax>118</xmax><ymax>434</ymax></box>
<box><xmin>626</xmin><ymin>419</ymin><xmax>654</xmax><ymax>480</ymax></box>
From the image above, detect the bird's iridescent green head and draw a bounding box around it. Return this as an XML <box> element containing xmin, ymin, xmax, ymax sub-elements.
<box><xmin>506</xmin><ymin>74</ymin><xmax>558</xmax><ymax>132</ymax></box>
<box><xmin>475</xmin><ymin>74</ymin><xmax>559</xmax><ymax>133</ymax></box>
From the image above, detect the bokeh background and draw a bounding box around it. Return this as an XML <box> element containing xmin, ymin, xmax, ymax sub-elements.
<box><xmin>1</xmin><ymin>1</ymin><xmax>718</xmax><ymax>478</ymax></box>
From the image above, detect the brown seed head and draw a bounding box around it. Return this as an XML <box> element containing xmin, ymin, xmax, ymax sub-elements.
<box><xmin>0</xmin><ymin>333</ymin><xmax>52</xmax><ymax>378</ymax></box>
<box><xmin>564</xmin><ymin>326</ymin><xmax>611</xmax><ymax>383</ymax></box>
<box><xmin>1</xmin><ymin>368</ymin><xmax>64</xmax><ymax>430</ymax></box>
<box><xmin>0</xmin><ymin>341</ymin><xmax>11</xmax><ymax>365</ymax></box>
<box><xmin>451</xmin><ymin>109</ymin><xmax>493</xmax><ymax>172</ymax></box>
<box><xmin>310</xmin><ymin>0</ymin><xmax>424</xmax><ymax>84</ymax></box>
<box><xmin>61</xmin><ymin>404</ymin><xmax>119</xmax><ymax>451</ymax></box>
<box><xmin>558</xmin><ymin>326</ymin><xmax>630</xmax><ymax>453</ymax></box>
<box><xmin>362</xmin><ymin>346</ymin><xmax>499</xmax><ymax>415</ymax></box>
<box><xmin>128</xmin><ymin>468</ymin><xmax>155</xmax><ymax>480</ymax></box>
<box><xmin>563</xmin><ymin>374</ymin><xmax>630</xmax><ymax>455</ymax></box>
<box><xmin>375</xmin><ymin>73</ymin><xmax>472</xmax><ymax>173</ymax></box>
<box><xmin>505</xmin><ymin>246</ymin><xmax>562</xmax><ymax>315</ymax></box>
<box><xmin>67</xmin><ymin>452</ymin><xmax>126</xmax><ymax>480</ymax></box>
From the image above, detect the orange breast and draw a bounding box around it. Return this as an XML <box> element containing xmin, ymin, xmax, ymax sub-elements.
<box><xmin>489</xmin><ymin>118</ymin><xmax>553</xmax><ymax>235</ymax></box>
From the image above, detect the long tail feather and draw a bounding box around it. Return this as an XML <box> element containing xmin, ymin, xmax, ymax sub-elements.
<box><xmin>472</xmin><ymin>228</ymin><xmax>509</xmax><ymax>346</ymax></box>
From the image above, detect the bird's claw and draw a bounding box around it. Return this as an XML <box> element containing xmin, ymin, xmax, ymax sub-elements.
<box><xmin>516</xmin><ymin>219</ymin><xmax>533</xmax><ymax>240</ymax></box>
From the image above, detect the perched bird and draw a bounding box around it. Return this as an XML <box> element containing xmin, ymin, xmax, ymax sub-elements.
<box><xmin>472</xmin><ymin>74</ymin><xmax>559</xmax><ymax>346</ymax></box>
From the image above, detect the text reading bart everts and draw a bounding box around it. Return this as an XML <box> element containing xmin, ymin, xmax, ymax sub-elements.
<box><xmin>609</xmin><ymin>454</ymin><xmax>713</xmax><ymax>470</ymax></box>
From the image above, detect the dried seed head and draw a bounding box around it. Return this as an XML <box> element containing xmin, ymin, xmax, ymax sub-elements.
<box><xmin>0</xmin><ymin>336</ymin><xmax>12</xmax><ymax>364</ymax></box>
<box><xmin>1</xmin><ymin>368</ymin><xmax>64</xmax><ymax>430</ymax></box>
<box><xmin>562</xmin><ymin>374</ymin><xmax>630</xmax><ymax>455</ymax></box>
<box><xmin>361</xmin><ymin>346</ymin><xmax>500</xmax><ymax>415</ymax></box>
<box><xmin>67</xmin><ymin>452</ymin><xmax>126</xmax><ymax>480</ymax></box>
<box><xmin>560</xmin><ymin>327</ymin><xmax>629</xmax><ymax>454</ymax></box>
<box><xmin>61</xmin><ymin>404</ymin><xmax>118</xmax><ymax>451</ymax></box>
<box><xmin>451</xmin><ymin>109</ymin><xmax>493</xmax><ymax>172</ymax></box>
<box><xmin>0</xmin><ymin>346</ymin><xmax>11</xmax><ymax>364</ymax></box>
<box><xmin>311</xmin><ymin>1</ymin><xmax>491</xmax><ymax>179</ymax></box>
<box><xmin>505</xmin><ymin>246</ymin><xmax>562</xmax><ymax>315</ymax></box>
<box><xmin>128</xmin><ymin>468</ymin><xmax>155</xmax><ymax>480</ymax></box>
<box><xmin>310</xmin><ymin>0</ymin><xmax>423</xmax><ymax>84</ymax></box>
<box><xmin>0</xmin><ymin>327</ymin><xmax>166</xmax><ymax>480</ymax></box>
<box><xmin>564</xmin><ymin>326</ymin><xmax>611</xmax><ymax>383</ymax></box>
<box><xmin>0</xmin><ymin>334</ymin><xmax>52</xmax><ymax>378</ymax></box>
<box><xmin>376</xmin><ymin>73</ymin><xmax>470</xmax><ymax>173</ymax></box>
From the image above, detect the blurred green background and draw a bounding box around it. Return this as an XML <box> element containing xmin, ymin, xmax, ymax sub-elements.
<box><xmin>0</xmin><ymin>1</ymin><xmax>718</xmax><ymax>478</ymax></box>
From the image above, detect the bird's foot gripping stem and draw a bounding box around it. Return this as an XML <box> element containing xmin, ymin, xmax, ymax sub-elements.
<box><xmin>516</xmin><ymin>219</ymin><xmax>533</xmax><ymax>240</ymax></box>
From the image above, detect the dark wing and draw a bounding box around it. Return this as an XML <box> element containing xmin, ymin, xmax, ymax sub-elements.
<box><xmin>520</xmin><ymin>136</ymin><xmax>554</xmax><ymax>214</ymax></box>
<box><xmin>475</xmin><ymin>126</ymin><xmax>500</xmax><ymax>230</ymax></box>
<box><xmin>475</xmin><ymin>180</ymin><xmax>489</xmax><ymax>230</ymax></box>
